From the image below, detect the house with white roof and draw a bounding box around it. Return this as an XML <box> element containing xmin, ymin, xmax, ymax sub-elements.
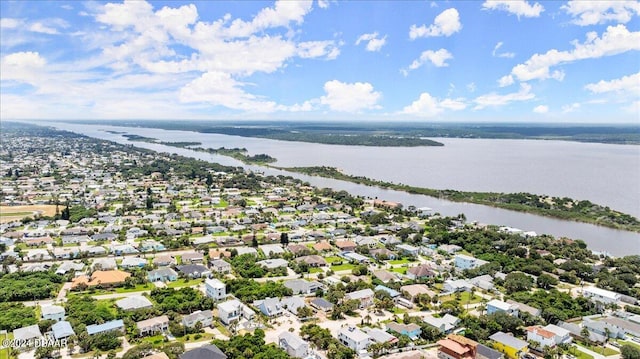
<box><xmin>338</xmin><ymin>326</ymin><xmax>371</xmax><ymax>352</ymax></box>
<box><xmin>279</xmin><ymin>331</ymin><xmax>309</xmax><ymax>358</ymax></box>
<box><xmin>423</xmin><ymin>314</ymin><xmax>461</xmax><ymax>334</ymax></box>
<box><xmin>13</xmin><ymin>324</ymin><xmax>43</xmax><ymax>346</ymax></box>
<box><xmin>182</xmin><ymin>310</ymin><xmax>213</xmax><ymax>328</ymax></box>
<box><xmin>115</xmin><ymin>296</ymin><xmax>153</xmax><ymax>311</ymax></box>
<box><xmin>260</xmin><ymin>244</ymin><xmax>285</xmax><ymax>257</ymax></box>
<box><xmin>454</xmin><ymin>254</ymin><xmax>488</xmax><ymax>270</ymax></box>
<box><xmin>256</xmin><ymin>258</ymin><xmax>288</xmax><ymax>269</ymax></box>
<box><xmin>205</xmin><ymin>278</ymin><xmax>226</xmax><ymax>301</ymax></box>
<box><xmin>486</xmin><ymin>299</ymin><xmax>519</xmax><ymax>317</ymax></box>
<box><xmin>217</xmin><ymin>299</ymin><xmax>255</xmax><ymax>325</ymax></box>
<box><xmin>582</xmin><ymin>287</ymin><xmax>621</xmax><ymax>305</ymax></box>
<box><xmin>345</xmin><ymin>288</ymin><xmax>375</xmax><ymax>308</ymax></box>
<box><xmin>41</xmin><ymin>305</ymin><xmax>65</xmax><ymax>322</ymax></box>
<box><xmin>51</xmin><ymin>321</ymin><xmax>75</xmax><ymax>340</ymax></box>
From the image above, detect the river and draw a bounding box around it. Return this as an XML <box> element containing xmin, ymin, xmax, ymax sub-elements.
<box><xmin>42</xmin><ymin>121</ymin><xmax>640</xmax><ymax>256</ymax></box>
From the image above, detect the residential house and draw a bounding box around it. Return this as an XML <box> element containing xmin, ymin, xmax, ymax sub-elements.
<box><xmin>454</xmin><ymin>254</ymin><xmax>489</xmax><ymax>270</ymax></box>
<box><xmin>345</xmin><ymin>288</ymin><xmax>375</xmax><ymax>308</ymax></box>
<box><xmin>338</xmin><ymin>326</ymin><xmax>371</xmax><ymax>352</ymax></box>
<box><xmin>396</xmin><ymin>244</ymin><xmax>420</xmax><ymax>256</ymax></box>
<box><xmin>71</xmin><ymin>270</ymin><xmax>131</xmax><ymax>289</ymax></box>
<box><xmin>477</xmin><ymin>344</ymin><xmax>505</xmax><ymax>359</ymax></box>
<box><xmin>137</xmin><ymin>315</ymin><xmax>169</xmax><ymax>336</ymax></box>
<box><xmin>278</xmin><ymin>331</ymin><xmax>309</xmax><ymax>358</ymax></box>
<box><xmin>386</xmin><ymin>322</ymin><xmax>422</xmax><ymax>339</ymax></box>
<box><xmin>400</xmin><ymin>284</ymin><xmax>436</xmax><ymax>301</ymax></box>
<box><xmin>205</xmin><ymin>278</ymin><xmax>226</xmax><ymax>301</ymax></box>
<box><xmin>153</xmin><ymin>255</ymin><xmax>174</xmax><ymax>267</ymax></box>
<box><xmin>209</xmin><ymin>259</ymin><xmax>232</xmax><ymax>274</ymax></box>
<box><xmin>363</xmin><ymin>327</ymin><xmax>398</xmax><ymax>345</ymax></box>
<box><xmin>61</xmin><ymin>235</ymin><xmax>90</xmax><ymax>245</ymax></box>
<box><xmin>120</xmin><ymin>257</ymin><xmax>147</xmax><ymax>269</ymax></box>
<box><xmin>374</xmin><ymin>285</ymin><xmax>401</xmax><ymax>299</ymax></box>
<box><xmin>116</xmin><ymin>296</ymin><xmax>154</xmax><ymax>311</ymax></box>
<box><xmin>313</xmin><ymin>241</ymin><xmax>333</xmax><ymax>252</ymax></box>
<box><xmin>469</xmin><ymin>275</ymin><xmax>495</xmax><ymax>291</ymax></box>
<box><xmin>182</xmin><ymin>310</ymin><xmax>213</xmax><ymax>328</ymax></box>
<box><xmin>287</xmin><ymin>244</ymin><xmax>310</xmax><ymax>257</ymax></box>
<box><xmin>424</xmin><ymin>314</ymin><xmax>461</xmax><ymax>334</ymax></box>
<box><xmin>87</xmin><ymin>319</ymin><xmax>125</xmax><ymax>335</ymax></box>
<box><xmin>209</xmin><ymin>249</ymin><xmax>232</xmax><ymax>260</ymax></box>
<box><xmin>235</xmin><ymin>247</ymin><xmax>258</xmax><ymax>256</ymax></box>
<box><xmin>177</xmin><ymin>264</ymin><xmax>211</xmax><ymax>278</ymax></box>
<box><xmin>437</xmin><ymin>334</ymin><xmax>478</xmax><ymax>359</ymax></box>
<box><xmin>41</xmin><ymin>305</ymin><xmax>65</xmax><ymax>322</ymax></box>
<box><xmin>582</xmin><ymin>287</ymin><xmax>621</xmax><ymax>305</ymax></box>
<box><xmin>407</xmin><ymin>264</ymin><xmax>436</xmax><ymax>280</ymax></box>
<box><xmin>582</xmin><ymin>317</ymin><xmax>625</xmax><ymax>339</ymax></box>
<box><xmin>284</xmin><ymin>279</ymin><xmax>323</xmax><ymax>295</ymax></box>
<box><xmin>335</xmin><ymin>240</ymin><xmax>357</xmax><ymax>252</ymax></box>
<box><xmin>139</xmin><ymin>240</ymin><xmax>165</xmax><ymax>252</ymax></box>
<box><xmin>526</xmin><ymin>324</ymin><xmax>571</xmax><ymax>350</ymax></box>
<box><xmin>486</xmin><ymin>299</ymin><xmax>519</xmax><ymax>317</ymax></box>
<box><xmin>341</xmin><ymin>251</ymin><xmax>370</xmax><ymax>264</ymax></box>
<box><xmin>310</xmin><ymin>297</ymin><xmax>334</xmax><ymax>313</ymax></box>
<box><xmin>506</xmin><ymin>300</ymin><xmax>541</xmax><ymax>318</ymax></box>
<box><xmin>373</xmin><ymin>270</ymin><xmax>399</xmax><ymax>284</ymax></box>
<box><xmin>92</xmin><ymin>257</ymin><xmax>117</xmax><ymax>270</ymax></box>
<box><xmin>55</xmin><ymin>262</ymin><xmax>84</xmax><ymax>275</ymax></box>
<box><xmin>443</xmin><ymin>279</ymin><xmax>474</xmax><ymax>293</ymax></box>
<box><xmin>257</xmin><ymin>258</ymin><xmax>288</xmax><ymax>269</ymax></box>
<box><xmin>179</xmin><ymin>345</ymin><xmax>227</xmax><ymax>359</ymax></box>
<box><xmin>148</xmin><ymin>267</ymin><xmax>178</xmax><ymax>282</ymax></box>
<box><xmin>181</xmin><ymin>252</ymin><xmax>204</xmax><ymax>264</ymax></box>
<box><xmin>489</xmin><ymin>332</ymin><xmax>529</xmax><ymax>359</ymax></box>
<box><xmin>51</xmin><ymin>321</ymin><xmax>75</xmax><ymax>340</ymax></box>
<box><xmin>260</xmin><ymin>244</ymin><xmax>286</xmax><ymax>257</ymax></box>
<box><xmin>295</xmin><ymin>255</ymin><xmax>328</xmax><ymax>267</ymax></box>
<box><xmin>217</xmin><ymin>299</ymin><xmax>255</xmax><ymax>325</ymax></box>
<box><xmin>370</xmin><ymin>248</ymin><xmax>396</xmax><ymax>260</ymax></box>
<box><xmin>12</xmin><ymin>324</ymin><xmax>43</xmax><ymax>346</ymax></box>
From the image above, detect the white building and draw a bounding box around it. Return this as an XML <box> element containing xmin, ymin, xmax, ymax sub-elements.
<box><xmin>278</xmin><ymin>331</ymin><xmax>309</xmax><ymax>358</ymax></box>
<box><xmin>454</xmin><ymin>254</ymin><xmax>488</xmax><ymax>270</ymax></box>
<box><xmin>486</xmin><ymin>299</ymin><xmax>519</xmax><ymax>317</ymax></box>
<box><xmin>205</xmin><ymin>278</ymin><xmax>226</xmax><ymax>301</ymax></box>
<box><xmin>582</xmin><ymin>287</ymin><xmax>621</xmax><ymax>305</ymax></box>
<box><xmin>526</xmin><ymin>324</ymin><xmax>572</xmax><ymax>349</ymax></box>
<box><xmin>41</xmin><ymin>305</ymin><xmax>65</xmax><ymax>322</ymax></box>
<box><xmin>217</xmin><ymin>299</ymin><xmax>255</xmax><ymax>325</ymax></box>
<box><xmin>182</xmin><ymin>310</ymin><xmax>213</xmax><ymax>328</ymax></box>
<box><xmin>338</xmin><ymin>326</ymin><xmax>371</xmax><ymax>352</ymax></box>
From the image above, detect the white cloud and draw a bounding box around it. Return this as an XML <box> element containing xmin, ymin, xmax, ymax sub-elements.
<box><xmin>297</xmin><ymin>40</ymin><xmax>341</xmax><ymax>59</ymax></box>
<box><xmin>498</xmin><ymin>75</ymin><xmax>515</xmax><ymax>87</ymax></box>
<box><xmin>355</xmin><ymin>32</ymin><xmax>387</xmax><ymax>52</ymax></box>
<box><xmin>179</xmin><ymin>71</ymin><xmax>279</xmax><ymax>112</ymax></box>
<box><xmin>467</xmin><ymin>82</ymin><xmax>476</xmax><ymax>92</ymax></box>
<box><xmin>0</xmin><ymin>18</ymin><xmax>23</xmax><ymax>29</ymax></box>
<box><xmin>408</xmin><ymin>49</ymin><xmax>453</xmax><ymax>71</ymax></box>
<box><xmin>562</xmin><ymin>103</ymin><xmax>581</xmax><ymax>113</ymax></box>
<box><xmin>224</xmin><ymin>0</ymin><xmax>313</xmax><ymax>38</ymax></box>
<box><xmin>29</xmin><ymin>22</ymin><xmax>59</xmax><ymax>35</ymax></box>
<box><xmin>533</xmin><ymin>105</ymin><xmax>548</xmax><ymax>113</ymax></box>
<box><xmin>317</xmin><ymin>0</ymin><xmax>330</xmax><ymax>9</ymax></box>
<box><xmin>409</xmin><ymin>8</ymin><xmax>461</xmax><ymax>39</ymax></box>
<box><xmin>585</xmin><ymin>72</ymin><xmax>640</xmax><ymax>94</ymax></box>
<box><xmin>492</xmin><ymin>42</ymin><xmax>515</xmax><ymax>58</ymax></box>
<box><xmin>562</xmin><ymin>1</ymin><xmax>640</xmax><ymax>26</ymax></box>
<box><xmin>473</xmin><ymin>83</ymin><xmax>535</xmax><ymax>109</ymax></box>
<box><xmin>482</xmin><ymin>0</ymin><xmax>544</xmax><ymax>18</ymax></box>
<box><xmin>504</xmin><ymin>24</ymin><xmax>640</xmax><ymax>83</ymax></box>
<box><xmin>319</xmin><ymin>80</ymin><xmax>382</xmax><ymax>112</ymax></box>
<box><xmin>402</xmin><ymin>92</ymin><xmax>466</xmax><ymax>117</ymax></box>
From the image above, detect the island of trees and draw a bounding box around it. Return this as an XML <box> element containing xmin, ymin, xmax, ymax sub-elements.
<box><xmin>282</xmin><ymin>166</ymin><xmax>640</xmax><ymax>232</ymax></box>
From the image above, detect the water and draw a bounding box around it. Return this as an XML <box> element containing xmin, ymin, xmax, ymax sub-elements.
<box><xmin>42</xmin><ymin>122</ymin><xmax>640</xmax><ymax>256</ymax></box>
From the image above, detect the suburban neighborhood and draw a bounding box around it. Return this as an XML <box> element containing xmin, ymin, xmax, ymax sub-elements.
<box><xmin>1</xmin><ymin>124</ymin><xmax>640</xmax><ymax>359</ymax></box>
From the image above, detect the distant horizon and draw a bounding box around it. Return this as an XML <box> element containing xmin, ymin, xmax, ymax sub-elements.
<box><xmin>1</xmin><ymin>1</ymin><xmax>639</xmax><ymax>122</ymax></box>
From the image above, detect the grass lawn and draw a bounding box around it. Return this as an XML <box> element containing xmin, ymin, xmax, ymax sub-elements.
<box><xmin>0</xmin><ymin>333</ymin><xmax>13</xmax><ymax>359</ymax></box>
<box><xmin>177</xmin><ymin>333</ymin><xmax>215</xmax><ymax>343</ymax></box>
<box><xmin>439</xmin><ymin>292</ymin><xmax>482</xmax><ymax>304</ymax></box>
<box><xmin>167</xmin><ymin>278</ymin><xmax>204</xmax><ymax>289</ymax></box>
<box><xmin>309</xmin><ymin>267</ymin><xmax>324</xmax><ymax>274</ymax></box>
<box><xmin>615</xmin><ymin>339</ymin><xmax>640</xmax><ymax>350</ymax></box>
<box><xmin>571</xmin><ymin>349</ymin><xmax>594</xmax><ymax>359</ymax></box>
<box><xmin>215</xmin><ymin>199</ymin><xmax>229</xmax><ymax>208</ymax></box>
<box><xmin>325</xmin><ymin>256</ymin><xmax>343</xmax><ymax>264</ymax></box>
<box><xmin>141</xmin><ymin>334</ymin><xmax>166</xmax><ymax>347</ymax></box>
<box><xmin>387</xmin><ymin>259</ymin><xmax>413</xmax><ymax>265</ymax></box>
<box><xmin>114</xmin><ymin>283</ymin><xmax>155</xmax><ymax>293</ymax></box>
<box><xmin>331</xmin><ymin>263</ymin><xmax>356</xmax><ymax>272</ymax></box>
<box><xmin>576</xmin><ymin>342</ymin><xmax>618</xmax><ymax>356</ymax></box>
<box><xmin>391</xmin><ymin>307</ymin><xmax>406</xmax><ymax>314</ymax></box>
<box><xmin>389</xmin><ymin>267</ymin><xmax>407</xmax><ymax>274</ymax></box>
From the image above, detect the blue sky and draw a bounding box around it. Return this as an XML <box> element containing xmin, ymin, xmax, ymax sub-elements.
<box><xmin>1</xmin><ymin>0</ymin><xmax>639</xmax><ymax>122</ymax></box>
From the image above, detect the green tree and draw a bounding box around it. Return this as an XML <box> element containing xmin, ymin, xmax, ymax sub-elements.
<box><xmin>622</xmin><ymin>344</ymin><xmax>640</xmax><ymax>359</ymax></box>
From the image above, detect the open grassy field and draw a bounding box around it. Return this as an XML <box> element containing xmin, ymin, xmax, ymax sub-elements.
<box><xmin>0</xmin><ymin>205</ymin><xmax>58</xmax><ymax>223</ymax></box>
